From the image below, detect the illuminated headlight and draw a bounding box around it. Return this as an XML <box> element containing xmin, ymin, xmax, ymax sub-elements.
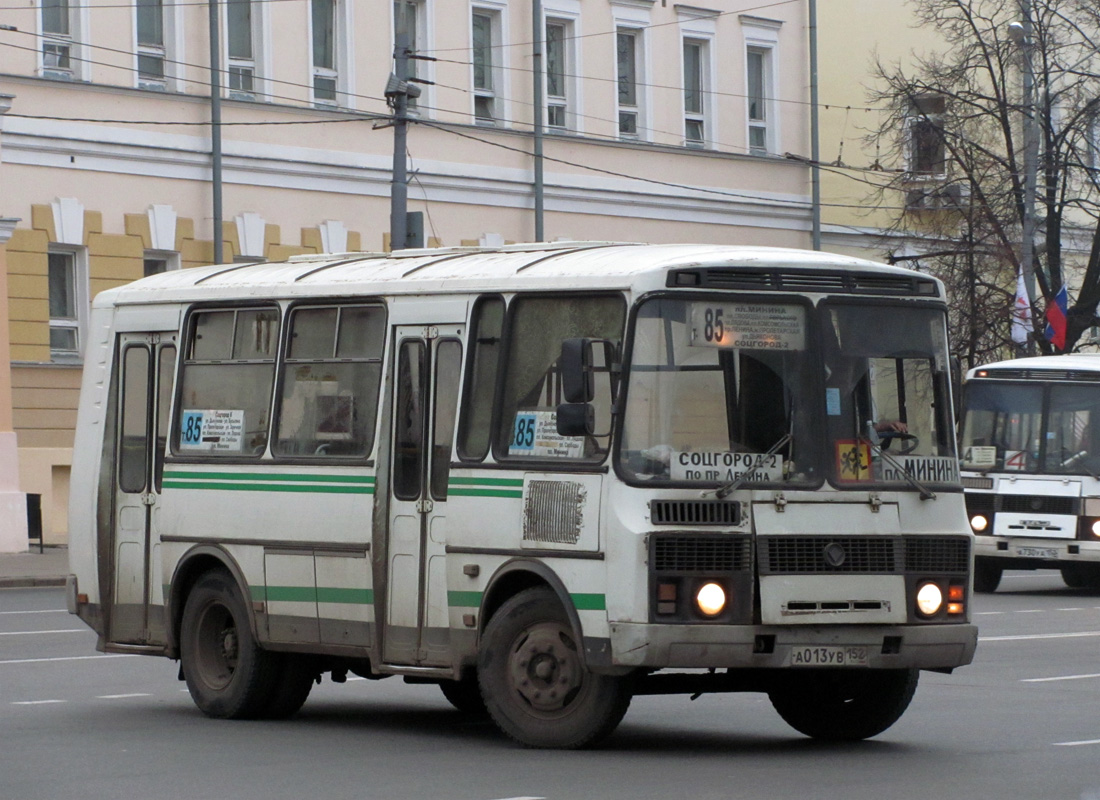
<box><xmin>916</xmin><ymin>582</ymin><xmax>944</xmax><ymax>616</ymax></box>
<box><xmin>970</xmin><ymin>514</ymin><xmax>989</xmax><ymax>532</ymax></box>
<box><xmin>696</xmin><ymin>582</ymin><xmax>727</xmax><ymax>617</ymax></box>
<box><xmin>1091</xmin><ymin>520</ymin><xmax>1100</xmax><ymax>538</ymax></box>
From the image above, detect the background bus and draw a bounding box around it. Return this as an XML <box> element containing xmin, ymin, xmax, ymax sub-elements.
<box><xmin>67</xmin><ymin>242</ymin><xmax>976</xmax><ymax>748</ymax></box>
<box><xmin>960</xmin><ymin>354</ymin><xmax>1100</xmax><ymax>592</ymax></box>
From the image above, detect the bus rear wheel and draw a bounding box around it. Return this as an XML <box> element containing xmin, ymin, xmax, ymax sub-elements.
<box><xmin>478</xmin><ymin>587</ymin><xmax>631</xmax><ymax>749</ymax></box>
<box><xmin>180</xmin><ymin>570</ymin><xmax>278</xmax><ymax>719</ymax></box>
<box><xmin>768</xmin><ymin>668</ymin><xmax>919</xmax><ymax>741</ymax></box>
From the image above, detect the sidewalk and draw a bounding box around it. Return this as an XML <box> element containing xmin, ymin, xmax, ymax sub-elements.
<box><xmin>0</xmin><ymin>546</ymin><xmax>69</xmax><ymax>589</ymax></box>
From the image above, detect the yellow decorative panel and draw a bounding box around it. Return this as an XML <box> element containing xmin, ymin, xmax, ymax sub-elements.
<box><xmin>124</xmin><ymin>214</ymin><xmax>153</xmax><ymax>249</ymax></box>
<box><xmin>30</xmin><ymin>206</ymin><xmax>56</xmax><ymax>241</ymax></box>
<box><xmin>7</xmin><ymin>275</ymin><xmax>48</xmax><ymax>302</ymax></box>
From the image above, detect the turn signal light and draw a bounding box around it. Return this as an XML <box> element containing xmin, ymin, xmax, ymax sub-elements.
<box><xmin>948</xmin><ymin>584</ymin><xmax>965</xmax><ymax>602</ymax></box>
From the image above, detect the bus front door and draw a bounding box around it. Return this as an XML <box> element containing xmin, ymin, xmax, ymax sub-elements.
<box><xmin>110</xmin><ymin>333</ymin><xmax>176</xmax><ymax>646</ymax></box>
<box><xmin>384</xmin><ymin>326</ymin><xmax>464</xmax><ymax>666</ymax></box>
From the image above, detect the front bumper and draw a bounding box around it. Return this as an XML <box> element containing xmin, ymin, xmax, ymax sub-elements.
<box><xmin>608</xmin><ymin>621</ymin><xmax>977</xmax><ymax>671</ymax></box>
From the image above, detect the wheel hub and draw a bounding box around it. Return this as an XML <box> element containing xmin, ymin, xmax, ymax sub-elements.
<box><xmin>509</xmin><ymin>623</ymin><xmax>583</xmax><ymax>712</ymax></box>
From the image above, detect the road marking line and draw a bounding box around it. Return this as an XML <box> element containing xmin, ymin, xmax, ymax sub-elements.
<box><xmin>1022</xmin><ymin>673</ymin><xmax>1100</xmax><ymax>683</ymax></box>
<box><xmin>1055</xmin><ymin>739</ymin><xmax>1100</xmax><ymax>747</ymax></box>
<box><xmin>97</xmin><ymin>693</ymin><xmax>152</xmax><ymax>699</ymax></box>
<box><xmin>0</xmin><ymin>654</ymin><xmax>140</xmax><ymax>665</ymax></box>
<box><xmin>0</xmin><ymin>629</ymin><xmax>85</xmax><ymax>636</ymax></box>
<box><xmin>975</xmin><ymin>611</ymin><xmax>1005</xmax><ymax>616</ymax></box>
<box><xmin>11</xmin><ymin>699</ymin><xmax>66</xmax><ymax>705</ymax></box>
<box><xmin>1014</xmin><ymin>609</ymin><xmax>1045</xmax><ymax>614</ymax></box>
<box><xmin>980</xmin><ymin>631</ymin><xmax>1100</xmax><ymax>642</ymax></box>
<box><xmin>1058</xmin><ymin>608</ymin><xmax>1085</xmax><ymax>612</ymax></box>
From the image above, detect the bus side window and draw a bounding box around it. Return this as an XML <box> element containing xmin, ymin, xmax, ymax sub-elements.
<box><xmin>275</xmin><ymin>304</ymin><xmax>385</xmax><ymax>459</ymax></box>
<box><xmin>496</xmin><ymin>294</ymin><xmax>625</xmax><ymax>461</ymax></box>
<box><xmin>457</xmin><ymin>295</ymin><xmax>504</xmax><ymax>461</ymax></box>
<box><xmin>175</xmin><ymin>307</ymin><xmax>279</xmax><ymax>457</ymax></box>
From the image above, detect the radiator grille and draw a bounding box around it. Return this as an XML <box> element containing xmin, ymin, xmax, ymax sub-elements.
<box><xmin>650</xmin><ymin>500</ymin><xmax>740</xmax><ymax>526</ymax></box>
<box><xmin>903</xmin><ymin>536</ymin><xmax>971</xmax><ymax>573</ymax></box>
<box><xmin>652</xmin><ymin>535</ymin><xmax>752</xmax><ymax>573</ymax></box>
<box><xmin>522</xmin><ymin>481</ymin><xmax>584</xmax><ymax>544</ymax></box>
<box><xmin>999</xmin><ymin>494</ymin><xmax>1077</xmax><ymax>515</ymax></box>
<box><xmin>762</xmin><ymin>537</ymin><xmax>897</xmax><ymax>573</ymax></box>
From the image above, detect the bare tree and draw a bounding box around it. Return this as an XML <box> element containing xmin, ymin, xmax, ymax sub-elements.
<box><xmin>865</xmin><ymin>0</ymin><xmax>1100</xmax><ymax>365</ymax></box>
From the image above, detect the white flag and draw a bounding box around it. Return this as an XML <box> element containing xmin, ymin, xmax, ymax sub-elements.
<box><xmin>1011</xmin><ymin>268</ymin><xmax>1032</xmax><ymax>344</ymax></box>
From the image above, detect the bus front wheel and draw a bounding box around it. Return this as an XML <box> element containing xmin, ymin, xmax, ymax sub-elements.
<box><xmin>768</xmin><ymin>668</ymin><xmax>919</xmax><ymax>741</ymax></box>
<box><xmin>973</xmin><ymin>558</ymin><xmax>1003</xmax><ymax>593</ymax></box>
<box><xmin>478</xmin><ymin>587</ymin><xmax>631</xmax><ymax>749</ymax></box>
<box><xmin>180</xmin><ymin>570</ymin><xmax>279</xmax><ymax>719</ymax></box>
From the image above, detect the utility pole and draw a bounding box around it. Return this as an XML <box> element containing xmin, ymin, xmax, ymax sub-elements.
<box><xmin>1010</xmin><ymin>3</ymin><xmax>1038</xmax><ymax>354</ymax></box>
<box><xmin>808</xmin><ymin>0</ymin><xmax>820</xmax><ymax>250</ymax></box>
<box><xmin>208</xmin><ymin>0</ymin><xmax>223</xmax><ymax>264</ymax></box>
<box><xmin>532</xmin><ymin>0</ymin><xmax>544</xmax><ymax>242</ymax></box>
<box><xmin>387</xmin><ymin>5</ymin><xmax>428</xmax><ymax>251</ymax></box>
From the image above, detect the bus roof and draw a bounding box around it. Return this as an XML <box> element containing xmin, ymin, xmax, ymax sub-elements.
<box><xmin>966</xmin><ymin>352</ymin><xmax>1100</xmax><ymax>380</ymax></box>
<box><xmin>94</xmin><ymin>241</ymin><xmax>932</xmax><ymax>308</ymax></box>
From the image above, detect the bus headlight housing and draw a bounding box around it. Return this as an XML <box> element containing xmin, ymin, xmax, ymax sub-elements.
<box><xmin>970</xmin><ymin>514</ymin><xmax>989</xmax><ymax>532</ymax></box>
<box><xmin>916</xmin><ymin>582</ymin><xmax>944</xmax><ymax>617</ymax></box>
<box><xmin>695</xmin><ymin>582</ymin><xmax>727</xmax><ymax>617</ymax></box>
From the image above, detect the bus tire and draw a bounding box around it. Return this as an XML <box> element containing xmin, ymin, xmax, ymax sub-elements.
<box><xmin>261</xmin><ymin>654</ymin><xmax>315</xmax><ymax>719</ymax></box>
<box><xmin>180</xmin><ymin>569</ymin><xmax>278</xmax><ymax>719</ymax></box>
<box><xmin>973</xmin><ymin>558</ymin><xmax>1003</xmax><ymax>593</ymax></box>
<box><xmin>768</xmin><ymin>668</ymin><xmax>919</xmax><ymax>741</ymax></box>
<box><xmin>439</xmin><ymin>671</ymin><xmax>488</xmax><ymax>716</ymax></box>
<box><xmin>1060</xmin><ymin>563</ymin><xmax>1100</xmax><ymax>589</ymax></box>
<box><xmin>478</xmin><ymin>587</ymin><xmax>631</xmax><ymax>749</ymax></box>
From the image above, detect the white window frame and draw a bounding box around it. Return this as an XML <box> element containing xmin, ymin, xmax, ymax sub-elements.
<box><xmin>143</xmin><ymin>249</ymin><xmax>181</xmax><ymax>277</ymax></box>
<box><xmin>134</xmin><ymin>0</ymin><xmax>176</xmax><ymax>91</ymax></box>
<box><xmin>225</xmin><ymin>0</ymin><xmax>265</xmax><ymax>100</ymax></box>
<box><xmin>39</xmin><ymin>0</ymin><xmax>87</xmax><ymax>81</ymax></box>
<box><xmin>309</xmin><ymin>0</ymin><xmax>352</xmax><ymax>107</ymax></box>
<box><xmin>614</xmin><ymin>27</ymin><xmax>644</xmax><ymax>140</ymax></box>
<box><xmin>543</xmin><ymin>3</ymin><xmax>580</xmax><ymax>133</ymax></box>
<box><xmin>678</xmin><ymin>9</ymin><xmax>716</xmax><ymax>150</ymax></box>
<box><xmin>471</xmin><ymin>2</ymin><xmax>507</xmax><ymax>126</ymax></box>
<box><xmin>741</xmin><ymin>15</ymin><xmax>781</xmax><ymax>156</ymax></box>
<box><xmin>906</xmin><ymin>95</ymin><xmax>947</xmax><ymax>178</ymax></box>
<box><xmin>47</xmin><ymin>245</ymin><xmax>88</xmax><ymax>362</ymax></box>
<box><xmin>393</xmin><ymin>0</ymin><xmax>432</xmax><ymax>116</ymax></box>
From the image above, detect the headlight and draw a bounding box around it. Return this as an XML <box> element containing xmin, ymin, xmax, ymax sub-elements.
<box><xmin>1092</xmin><ymin>520</ymin><xmax>1100</xmax><ymax>538</ymax></box>
<box><xmin>916</xmin><ymin>582</ymin><xmax>944</xmax><ymax>616</ymax></box>
<box><xmin>695</xmin><ymin>582</ymin><xmax>726</xmax><ymax>617</ymax></box>
<box><xmin>970</xmin><ymin>514</ymin><xmax>989</xmax><ymax>532</ymax></box>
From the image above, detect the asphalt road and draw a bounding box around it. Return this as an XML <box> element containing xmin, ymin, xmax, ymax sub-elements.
<box><xmin>3</xmin><ymin>573</ymin><xmax>1099</xmax><ymax>800</ymax></box>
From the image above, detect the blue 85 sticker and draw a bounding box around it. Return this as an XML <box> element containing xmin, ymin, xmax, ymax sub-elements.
<box><xmin>511</xmin><ymin>413</ymin><xmax>537</xmax><ymax>451</ymax></box>
<box><xmin>180</xmin><ymin>411</ymin><xmax>204</xmax><ymax>446</ymax></box>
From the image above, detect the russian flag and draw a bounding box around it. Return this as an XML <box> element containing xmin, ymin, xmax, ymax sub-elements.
<box><xmin>1045</xmin><ymin>284</ymin><xmax>1068</xmax><ymax>351</ymax></box>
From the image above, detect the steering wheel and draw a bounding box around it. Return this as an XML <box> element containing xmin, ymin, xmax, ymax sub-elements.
<box><xmin>879</xmin><ymin>431</ymin><xmax>919</xmax><ymax>455</ymax></box>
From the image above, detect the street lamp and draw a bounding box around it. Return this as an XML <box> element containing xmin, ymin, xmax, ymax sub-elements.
<box><xmin>1008</xmin><ymin>14</ymin><xmax>1038</xmax><ymax>354</ymax></box>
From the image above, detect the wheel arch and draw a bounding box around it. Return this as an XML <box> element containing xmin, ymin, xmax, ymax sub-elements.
<box><xmin>479</xmin><ymin>559</ymin><xmax>586</xmax><ymax>666</ymax></box>
<box><xmin>166</xmin><ymin>545</ymin><xmax>255</xmax><ymax>659</ymax></box>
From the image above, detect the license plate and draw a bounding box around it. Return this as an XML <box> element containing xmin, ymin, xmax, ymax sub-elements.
<box><xmin>789</xmin><ymin>646</ymin><xmax>869</xmax><ymax>667</ymax></box>
<box><xmin>1014</xmin><ymin>546</ymin><xmax>1059</xmax><ymax>559</ymax></box>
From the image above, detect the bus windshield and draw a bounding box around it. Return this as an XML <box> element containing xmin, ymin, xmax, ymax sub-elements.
<box><xmin>618</xmin><ymin>297</ymin><xmax>958</xmax><ymax>488</ymax></box>
<box><xmin>961</xmin><ymin>381</ymin><xmax>1100</xmax><ymax>475</ymax></box>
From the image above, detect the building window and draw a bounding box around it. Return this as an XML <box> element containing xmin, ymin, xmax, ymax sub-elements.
<box><xmin>683</xmin><ymin>39</ymin><xmax>707</xmax><ymax>147</ymax></box>
<box><xmin>616</xmin><ymin>28</ymin><xmax>643</xmax><ymax>139</ymax></box>
<box><xmin>41</xmin><ymin>0</ymin><xmax>76</xmax><ymax>79</ymax></box>
<box><xmin>312</xmin><ymin>0</ymin><xmax>338</xmax><ymax>105</ymax></box>
<box><xmin>137</xmin><ymin>0</ymin><xmax>167</xmax><ymax>90</ymax></box>
<box><xmin>394</xmin><ymin>0</ymin><xmax>425</xmax><ymax>112</ymax></box>
<box><xmin>472</xmin><ymin>9</ymin><xmax>500</xmax><ymax>124</ymax></box>
<box><xmin>545</xmin><ymin>19</ymin><xmax>570</xmax><ymax>130</ymax></box>
<box><xmin>746</xmin><ymin>46</ymin><xmax>771</xmax><ymax>154</ymax></box>
<box><xmin>227</xmin><ymin>0</ymin><xmax>259</xmax><ymax>99</ymax></box>
<box><xmin>909</xmin><ymin>95</ymin><xmax>946</xmax><ymax>176</ymax></box>
<box><xmin>48</xmin><ymin>248</ymin><xmax>86</xmax><ymax>360</ymax></box>
<box><xmin>143</xmin><ymin>250</ymin><xmax>180</xmax><ymax>277</ymax></box>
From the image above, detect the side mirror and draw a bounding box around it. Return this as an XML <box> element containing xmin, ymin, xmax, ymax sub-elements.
<box><xmin>560</xmin><ymin>338</ymin><xmax>594</xmax><ymax>403</ymax></box>
<box><xmin>556</xmin><ymin>402</ymin><xmax>595</xmax><ymax>437</ymax></box>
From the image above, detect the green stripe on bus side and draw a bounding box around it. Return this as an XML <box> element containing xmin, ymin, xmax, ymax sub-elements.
<box><xmin>448</xmin><ymin>477</ymin><xmax>524</xmax><ymax>487</ymax></box>
<box><xmin>447</xmin><ymin>591</ymin><xmax>606</xmax><ymax>612</ymax></box>
<box><xmin>262</xmin><ymin>586</ymin><xmax>375</xmax><ymax>605</ymax></box>
<box><xmin>448</xmin><ymin>488</ymin><xmax>523</xmax><ymax>498</ymax></box>
<box><xmin>162</xmin><ymin>481</ymin><xmax>374</xmax><ymax>494</ymax></box>
<box><xmin>163</xmin><ymin>471</ymin><xmax>375</xmax><ymax>484</ymax></box>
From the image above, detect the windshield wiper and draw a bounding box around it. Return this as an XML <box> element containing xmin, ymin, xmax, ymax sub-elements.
<box><xmin>862</xmin><ymin>423</ymin><xmax>936</xmax><ymax>501</ymax></box>
<box><xmin>712</xmin><ymin>433</ymin><xmax>792</xmax><ymax>500</ymax></box>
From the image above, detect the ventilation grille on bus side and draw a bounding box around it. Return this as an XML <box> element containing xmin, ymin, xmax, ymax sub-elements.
<box><xmin>523</xmin><ymin>481</ymin><xmax>584</xmax><ymax>545</ymax></box>
<box><xmin>652</xmin><ymin>535</ymin><xmax>753</xmax><ymax>573</ymax></box>
<box><xmin>666</xmin><ymin>268</ymin><xmax>939</xmax><ymax>297</ymax></box>
<box><xmin>650</xmin><ymin>500</ymin><xmax>741</xmax><ymax>526</ymax></box>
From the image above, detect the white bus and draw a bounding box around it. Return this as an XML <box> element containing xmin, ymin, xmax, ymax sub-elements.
<box><xmin>67</xmin><ymin>242</ymin><xmax>976</xmax><ymax>748</ymax></box>
<box><xmin>960</xmin><ymin>354</ymin><xmax>1100</xmax><ymax>592</ymax></box>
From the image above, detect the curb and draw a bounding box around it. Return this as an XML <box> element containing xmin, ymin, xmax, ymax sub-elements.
<box><xmin>0</xmin><ymin>576</ymin><xmax>68</xmax><ymax>589</ymax></box>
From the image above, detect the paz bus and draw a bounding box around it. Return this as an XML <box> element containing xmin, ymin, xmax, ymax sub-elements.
<box><xmin>67</xmin><ymin>242</ymin><xmax>976</xmax><ymax>748</ymax></box>
<box><xmin>960</xmin><ymin>354</ymin><xmax>1100</xmax><ymax>592</ymax></box>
